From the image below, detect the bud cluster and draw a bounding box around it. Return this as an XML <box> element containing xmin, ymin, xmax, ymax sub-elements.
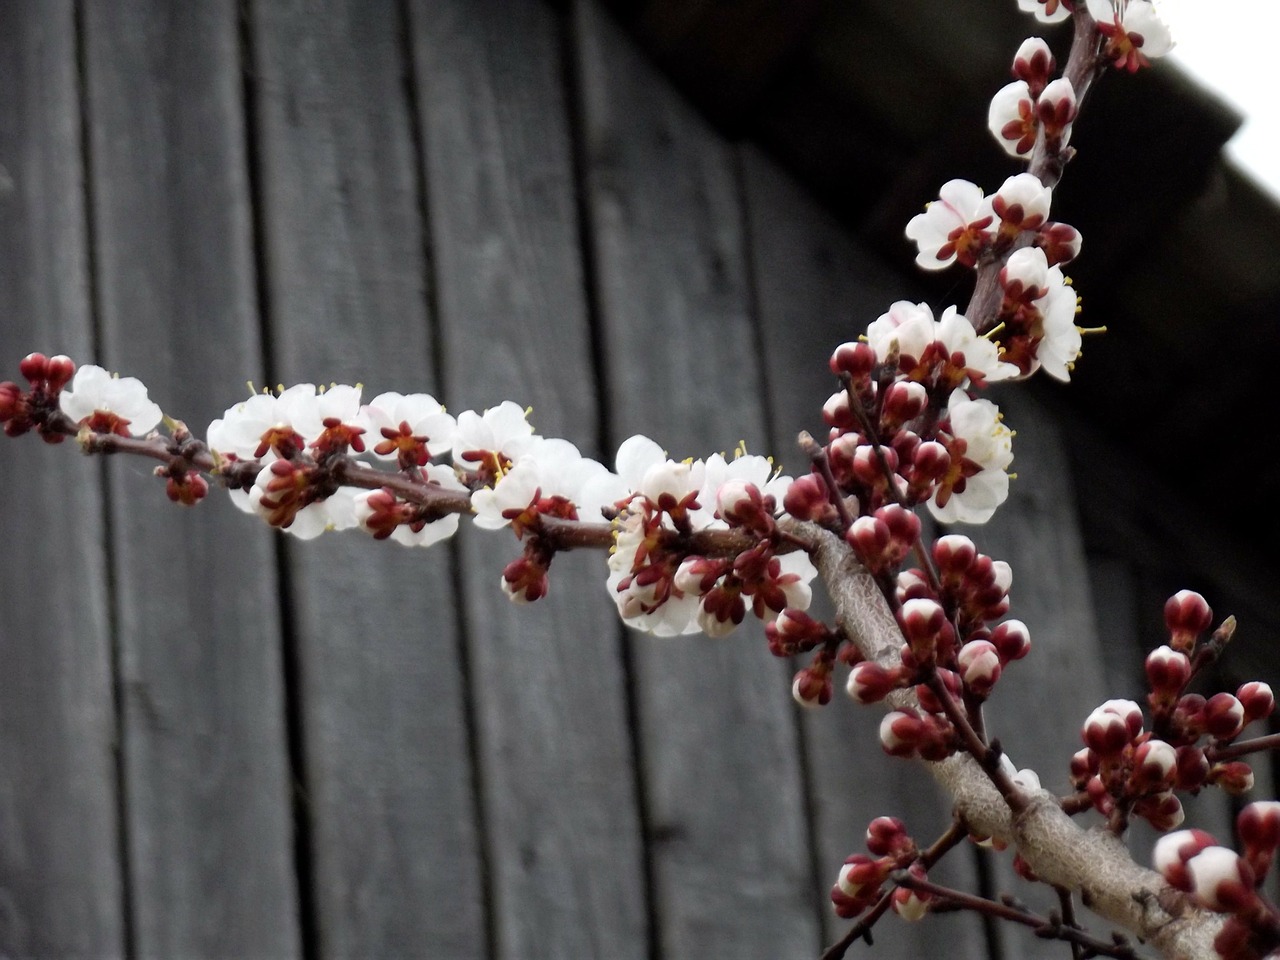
<box><xmin>1070</xmin><ymin>591</ymin><xmax>1274</xmax><ymax>831</ymax></box>
<box><xmin>1155</xmin><ymin>803</ymin><xmax>1280</xmax><ymax>959</ymax></box>
<box><xmin>830</xmin><ymin>817</ymin><xmax>932</xmax><ymax>923</ymax></box>
<box><xmin>1</xmin><ymin>353</ymin><xmax>82</xmax><ymax>442</ymax></box>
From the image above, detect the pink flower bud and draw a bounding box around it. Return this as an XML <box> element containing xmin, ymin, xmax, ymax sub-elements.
<box><xmin>1036</xmin><ymin>77</ymin><xmax>1077</xmax><ymax>139</ymax></box>
<box><xmin>1204</xmin><ymin>693</ymin><xmax>1247</xmax><ymax>741</ymax></box>
<box><xmin>1208</xmin><ymin>761</ymin><xmax>1255</xmax><ymax>796</ymax></box>
<box><xmin>1165</xmin><ymin>589</ymin><xmax>1212</xmax><ymax>652</ymax></box>
<box><xmin>1082</xmin><ymin>700</ymin><xmax>1143</xmax><ymax>756</ymax></box>
<box><xmin>1186</xmin><ymin>847</ymin><xmax>1257</xmax><ymax>912</ymax></box>
<box><xmin>1237</xmin><ymin>682</ymin><xmax>1275</xmax><ymax>725</ymax></box>
<box><xmin>1012</xmin><ymin>37</ymin><xmax>1055</xmax><ymax>97</ymax></box>
<box><xmin>1134</xmin><ymin>791</ymin><xmax>1184</xmax><ymax>832</ymax></box>
<box><xmin>990</xmin><ymin>619</ymin><xmax>1031</xmax><ymax>663</ymax></box>
<box><xmin>958</xmin><ymin>640</ymin><xmax>1002</xmax><ymax>698</ymax></box>
<box><xmin>895</xmin><ymin>569</ymin><xmax>932</xmax><ymax>604</ymax></box>
<box><xmin>847</xmin><ymin>661</ymin><xmax>903</xmax><ymax>705</ymax></box>
<box><xmin>1000</xmin><ymin>247</ymin><xmax>1050</xmax><ymax>303</ymax></box>
<box><xmin>1069</xmin><ymin>748</ymin><xmax>1097</xmax><ymax>789</ymax></box>
<box><xmin>783</xmin><ymin>473</ymin><xmax>832</xmax><ymax>523</ymax></box>
<box><xmin>1145</xmin><ymin>645</ymin><xmax>1191</xmax><ymax>703</ymax></box>
<box><xmin>823</xmin><ymin>390</ymin><xmax>856</xmax><ymax>431</ymax></box>
<box><xmin>1154</xmin><ymin>829</ymin><xmax>1219</xmax><ymax>892</ymax></box>
<box><xmin>876</xmin><ymin>504</ymin><xmax>921</xmax><ymax>563</ymax></box>
<box><xmin>829</xmin><ymin>341</ymin><xmax>876</xmax><ymax>379</ymax></box>
<box><xmin>1035</xmin><ymin>221</ymin><xmax>1081</xmax><ymax>266</ymax></box>
<box><xmin>881</xmin><ymin>381</ymin><xmax>927</xmax><ymax>427</ymax></box>
<box><xmin>865</xmin><ymin>816</ymin><xmax>911</xmax><ymax>857</ymax></box>
<box><xmin>837</xmin><ymin>853</ymin><xmax>888</xmax><ymax>901</ymax></box>
<box><xmin>852</xmin><ymin>444</ymin><xmax>897</xmax><ymax>486</ymax></box>
<box><xmin>880</xmin><ymin>709</ymin><xmax>924</xmax><ymax>757</ymax></box>
<box><xmin>990</xmin><ymin>560</ymin><xmax>1013</xmax><ymax>596</ymax></box>
<box><xmin>992</xmin><ymin>173</ymin><xmax>1052</xmax><ymax>236</ymax></box>
<box><xmin>933</xmin><ymin>534</ymin><xmax>976</xmax><ymax>575</ymax></box>
<box><xmin>792</xmin><ymin>667</ymin><xmax>832</xmax><ymax>708</ymax></box>
<box><xmin>1238</xmin><ymin>801</ymin><xmax>1280</xmax><ymax>883</ymax></box>
<box><xmin>891</xmin><ymin>878</ymin><xmax>929</xmax><ymax>922</ymax></box>
<box><xmin>847</xmin><ymin>515</ymin><xmax>891</xmax><ymax>569</ymax></box>
<box><xmin>911</xmin><ymin>440</ymin><xmax>951</xmax><ymax>482</ymax></box>
<box><xmin>765</xmin><ymin>608</ymin><xmax>825</xmax><ymax>657</ymax></box>
<box><xmin>1175</xmin><ymin>745</ymin><xmax>1210</xmax><ymax>791</ymax></box>
<box><xmin>1131</xmin><ymin>739</ymin><xmax>1177</xmax><ymax>790</ymax></box>
<box><xmin>899</xmin><ymin>598</ymin><xmax>946</xmax><ymax>662</ymax></box>
<box><xmin>19</xmin><ymin>352</ymin><xmax>49</xmax><ymax>384</ymax></box>
<box><xmin>44</xmin><ymin>355</ymin><xmax>76</xmax><ymax>393</ymax></box>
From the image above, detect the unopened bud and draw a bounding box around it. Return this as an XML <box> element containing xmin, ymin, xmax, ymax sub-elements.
<box><xmin>1238</xmin><ymin>801</ymin><xmax>1280</xmax><ymax>883</ymax></box>
<box><xmin>1082</xmin><ymin>699</ymin><xmax>1143</xmax><ymax>756</ymax></box>
<box><xmin>1037</xmin><ymin>77</ymin><xmax>1077</xmax><ymax>139</ymax></box>
<box><xmin>782</xmin><ymin>473</ymin><xmax>833</xmax><ymax>523</ymax></box>
<box><xmin>1208</xmin><ymin>761</ymin><xmax>1255</xmax><ymax>796</ymax></box>
<box><xmin>1132</xmin><ymin>739</ymin><xmax>1177</xmax><ymax>791</ymax></box>
<box><xmin>1165</xmin><ymin>589</ymin><xmax>1212</xmax><ymax>652</ymax></box>
<box><xmin>1204</xmin><ymin>693</ymin><xmax>1246</xmax><ymax>741</ymax></box>
<box><xmin>1154</xmin><ymin>829</ymin><xmax>1219</xmax><ymax>892</ymax></box>
<box><xmin>990</xmin><ymin>619</ymin><xmax>1031</xmax><ymax>663</ymax></box>
<box><xmin>881</xmin><ymin>381</ymin><xmax>927</xmax><ymax>429</ymax></box>
<box><xmin>792</xmin><ymin>666</ymin><xmax>832</xmax><ymax>708</ymax></box>
<box><xmin>933</xmin><ymin>534</ymin><xmax>976</xmax><ymax>576</ymax></box>
<box><xmin>1134</xmin><ymin>791</ymin><xmax>1184</xmax><ymax>832</ymax></box>
<box><xmin>1011</xmin><ymin>37</ymin><xmax>1055</xmax><ymax>97</ymax></box>
<box><xmin>958</xmin><ymin>640</ymin><xmax>1001</xmax><ymax>698</ymax></box>
<box><xmin>1186</xmin><ymin>847</ymin><xmax>1257</xmax><ymax>912</ymax></box>
<box><xmin>823</xmin><ymin>390</ymin><xmax>856</xmax><ymax>431</ymax></box>
<box><xmin>829</xmin><ymin>341</ymin><xmax>876</xmax><ymax>380</ymax></box>
<box><xmin>1175</xmin><ymin>745</ymin><xmax>1210</xmax><ymax>791</ymax></box>
<box><xmin>865</xmin><ymin>817</ymin><xmax>911</xmax><ymax>857</ymax></box>
<box><xmin>1145</xmin><ymin>645</ymin><xmax>1191</xmax><ymax>703</ymax></box>
<box><xmin>899</xmin><ymin>598</ymin><xmax>947</xmax><ymax>662</ymax></box>
<box><xmin>847</xmin><ymin>661</ymin><xmax>903</xmax><ymax>705</ymax></box>
<box><xmin>1237</xmin><ymin>682</ymin><xmax>1274</xmax><ymax>725</ymax></box>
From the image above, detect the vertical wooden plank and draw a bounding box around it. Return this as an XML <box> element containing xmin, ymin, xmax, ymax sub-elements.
<box><xmin>80</xmin><ymin>3</ymin><xmax>302</xmax><ymax>955</ymax></box>
<box><xmin>247</xmin><ymin>0</ymin><xmax>485</xmax><ymax>955</ymax></box>
<box><xmin>741</xmin><ymin>147</ymin><xmax>988</xmax><ymax>958</ymax></box>
<box><xmin>0</xmin><ymin>1</ymin><xmax>124</xmax><ymax>955</ymax></box>
<box><xmin>574</xmin><ymin>4</ymin><xmax>821</xmax><ymax>957</ymax></box>
<box><xmin>408</xmin><ymin>1</ymin><xmax>650</xmax><ymax>957</ymax></box>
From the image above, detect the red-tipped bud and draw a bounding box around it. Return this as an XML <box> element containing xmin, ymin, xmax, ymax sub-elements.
<box><xmin>899</xmin><ymin>598</ymin><xmax>946</xmax><ymax>662</ymax></box>
<box><xmin>890</xmin><ymin>868</ymin><xmax>930</xmax><ymax>922</ymax></box>
<box><xmin>1173</xmin><ymin>693</ymin><xmax>1207</xmax><ymax>737</ymax></box>
<box><xmin>1069</xmin><ymin>748</ymin><xmax>1097</xmax><ymax>789</ymax></box>
<box><xmin>990</xmin><ymin>619</ymin><xmax>1031</xmax><ymax>663</ymax></box>
<box><xmin>1036</xmin><ymin>77</ymin><xmax>1077</xmax><ymax>139</ymax></box>
<box><xmin>1086</xmin><ymin>775</ymin><xmax>1111</xmax><ymax>815</ymax></box>
<box><xmin>895</xmin><ymin>569</ymin><xmax>933</xmax><ymax>604</ymax></box>
<box><xmin>1175</xmin><ymin>746</ymin><xmax>1210</xmax><ymax>791</ymax></box>
<box><xmin>865</xmin><ymin>816</ymin><xmax>912</xmax><ymax>858</ymax></box>
<box><xmin>1131</xmin><ymin>739</ymin><xmax>1178</xmax><ymax>791</ymax></box>
<box><xmin>792</xmin><ymin>666</ymin><xmax>833</xmax><ymax>708</ymax></box>
<box><xmin>932</xmin><ymin>534</ymin><xmax>976</xmax><ymax>576</ymax></box>
<box><xmin>19</xmin><ymin>352</ymin><xmax>48</xmax><ymax>384</ymax></box>
<box><xmin>501</xmin><ymin>556</ymin><xmax>549</xmax><ymax>604</ymax></box>
<box><xmin>164</xmin><ymin>471</ymin><xmax>210</xmax><ymax>506</ymax></box>
<box><xmin>1082</xmin><ymin>699</ymin><xmax>1143</xmax><ymax>756</ymax></box>
<box><xmin>765</xmin><ymin>608</ymin><xmax>826</xmax><ymax>658</ymax></box>
<box><xmin>911</xmin><ymin>440</ymin><xmax>951</xmax><ymax>483</ymax></box>
<box><xmin>1238</xmin><ymin>801</ymin><xmax>1280</xmax><ymax>883</ymax></box>
<box><xmin>823</xmin><ymin>390</ymin><xmax>856</xmax><ymax>431</ymax></box>
<box><xmin>829</xmin><ymin>341</ymin><xmax>876</xmax><ymax>380</ymax></box>
<box><xmin>1154</xmin><ymin>829</ymin><xmax>1219</xmax><ymax>892</ymax></box>
<box><xmin>881</xmin><ymin>381</ymin><xmax>927</xmax><ymax>429</ymax></box>
<box><xmin>1011</xmin><ymin>36</ymin><xmax>1055</xmax><ymax>97</ymax></box>
<box><xmin>1134</xmin><ymin>791</ymin><xmax>1184</xmax><ymax>832</ymax></box>
<box><xmin>1208</xmin><ymin>761</ymin><xmax>1255</xmax><ymax>796</ymax></box>
<box><xmin>835</xmin><ymin>853</ymin><xmax>890</xmax><ymax>909</ymax></box>
<box><xmin>1237</xmin><ymin>682</ymin><xmax>1275</xmax><ymax>725</ymax></box>
<box><xmin>1145</xmin><ymin>645</ymin><xmax>1191</xmax><ymax>704</ymax></box>
<box><xmin>1204</xmin><ymin>693</ymin><xmax>1247</xmax><ymax>741</ymax></box>
<box><xmin>1035</xmin><ymin>221</ymin><xmax>1082</xmax><ymax>266</ymax></box>
<box><xmin>880</xmin><ymin>709</ymin><xmax>926</xmax><ymax>757</ymax></box>
<box><xmin>915</xmin><ymin>668</ymin><xmax>961</xmax><ymax>714</ymax></box>
<box><xmin>847</xmin><ymin>661</ymin><xmax>905</xmax><ymax>705</ymax></box>
<box><xmin>782</xmin><ymin>473</ymin><xmax>835</xmax><ymax>524</ymax></box>
<box><xmin>44</xmin><ymin>355</ymin><xmax>76</xmax><ymax>392</ymax></box>
<box><xmin>1185</xmin><ymin>847</ymin><xmax>1258</xmax><ymax>912</ymax></box>
<box><xmin>847</xmin><ymin>515</ymin><xmax>891</xmax><ymax>570</ymax></box>
<box><xmin>1165</xmin><ymin>589</ymin><xmax>1212</xmax><ymax>653</ymax></box>
<box><xmin>958</xmin><ymin>639</ymin><xmax>1001</xmax><ymax>698</ymax></box>
<box><xmin>852</xmin><ymin>444</ymin><xmax>898</xmax><ymax>487</ymax></box>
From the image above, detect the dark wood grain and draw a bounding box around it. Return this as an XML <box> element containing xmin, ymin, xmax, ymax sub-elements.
<box><xmin>0</xmin><ymin>1</ymin><xmax>124</xmax><ymax>955</ymax></box>
<box><xmin>573</xmin><ymin>4</ymin><xmax>821</xmax><ymax>956</ymax></box>
<box><xmin>406</xmin><ymin>0</ymin><xmax>650</xmax><ymax>956</ymax></box>
<box><xmin>742</xmin><ymin>146</ymin><xmax>989</xmax><ymax>957</ymax></box>
<box><xmin>247</xmin><ymin>0</ymin><xmax>485</xmax><ymax>954</ymax></box>
<box><xmin>80</xmin><ymin>3</ymin><xmax>302</xmax><ymax>954</ymax></box>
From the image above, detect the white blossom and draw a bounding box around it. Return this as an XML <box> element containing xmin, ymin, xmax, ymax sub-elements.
<box><xmin>60</xmin><ymin>364</ymin><xmax>162</xmax><ymax>436</ymax></box>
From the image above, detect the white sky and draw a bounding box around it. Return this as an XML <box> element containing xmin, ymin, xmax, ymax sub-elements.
<box><xmin>1160</xmin><ymin>0</ymin><xmax>1280</xmax><ymax>195</ymax></box>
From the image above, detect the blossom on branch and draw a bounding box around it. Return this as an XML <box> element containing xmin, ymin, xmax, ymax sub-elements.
<box><xmin>1016</xmin><ymin>0</ymin><xmax>1074</xmax><ymax>24</ymax></box>
<box><xmin>60</xmin><ymin>364</ymin><xmax>162</xmax><ymax>437</ymax></box>
<box><xmin>904</xmin><ymin>179</ymin><xmax>994</xmax><ymax>270</ymax></box>
<box><xmin>1085</xmin><ymin>0</ymin><xmax>1175</xmax><ymax>72</ymax></box>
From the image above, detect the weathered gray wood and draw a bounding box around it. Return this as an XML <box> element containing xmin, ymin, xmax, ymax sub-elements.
<box><xmin>574</xmin><ymin>4</ymin><xmax>821</xmax><ymax>956</ymax></box>
<box><xmin>248</xmin><ymin>1</ymin><xmax>485</xmax><ymax>954</ymax></box>
<box><xmin>80</xmin><ymin>4</ymin><xmax>302</xmax><ymax>955</ymax></box>
<box><xmin>0</xmin><ymin>1</ymin><xmax>125</xmax><ymax>955</ymax></box>
<box><xmin>741</xmin><ymin>146</ymin><xmax>988</xmax><ymax>957</ymax></box>
<box><xmin>407</xmin><ymin>1</ymin><xmax>649</xmax><ymax>956</ymax></box>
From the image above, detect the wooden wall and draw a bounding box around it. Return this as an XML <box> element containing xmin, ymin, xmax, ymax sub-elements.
<box><xmin>0</xmin><ymin>2</ymin><xmax>1258</xmax><ymax>958</ymax></box>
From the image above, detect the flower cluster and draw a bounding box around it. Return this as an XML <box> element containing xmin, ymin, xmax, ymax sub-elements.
<box><xmin>606</xmin><ymin>437</ymin><xmax>817</xmax><ymax>636</ymax></box>
<box><xmin>859</xmin><ymin>536</ymin><xmax>1029</xmax><ymax>758</ymax></box>
<box><xmin>1156</xmin><ymin>803</ymin><xmax>1280</xmax><ymax>959</ymax></box>
<box><xmin>830</xmin><ymin>817</ymin><xmax>931</xmax><ymax>923</ymax></box>
<box><xmin>1069</xmin><ymin>592</ymin><xmax>1274</xmax><ymax>832</ymax></box>
<box><xmin>1</xmin><ymin>354</ymin><xmax>161</xmax><ymax>443</ymax></box>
